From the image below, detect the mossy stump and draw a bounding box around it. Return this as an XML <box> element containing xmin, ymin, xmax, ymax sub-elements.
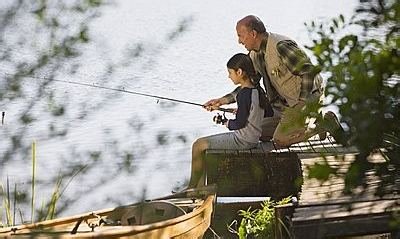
<box><xmin>205</xmin><ymin>149</ymin><xmax>302</xmax><ymax>199</ymax></box>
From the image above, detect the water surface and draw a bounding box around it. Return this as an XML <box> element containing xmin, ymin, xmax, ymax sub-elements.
<box><xmin>0</xmin><ymin>0</ymin><xmax>358</xmax><ymax>217</ymax></box>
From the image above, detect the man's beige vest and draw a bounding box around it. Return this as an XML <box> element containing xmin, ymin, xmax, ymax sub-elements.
<box><xmin>250</xmin><ymin>33</ymin><xmax>321</xmax><ymax>107</ymax></box>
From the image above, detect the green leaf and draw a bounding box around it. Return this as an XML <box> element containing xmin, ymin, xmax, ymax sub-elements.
<box><xmin>79</xmin><ymin>27</ymin><xmax>90</xmax><ymax>43</ymax></box>
<box><xmin>338</xmin><ymin>34</ymin><xmax>358</xmax><ymax>52</ymax></box>
<box><xmin>333</xmin><ymin>19</ymin><xmax>339</xmax><ymax>28</ymax></box>
<box><xmin>308</xmin><ymin>162</ymin><xmax>337</xmax><ymax>181</ymax></box>
<box><xmin>86</xmin><ymin>0</ymin><xmax>102</xmax><ymax>7</ymax></box>
<box><xmin>32</xmin><ymin>6</ymin><xmax>46</xmax><ymax>21</ymax></box>
<box><xmin>339</xmin><ymin>14</ymin><xmax>345</xmax><ymax>23</ymax></box>
<box><xmin>20</xmin><ymin>114</ymin><xmax>34</xmax><ymax>124</ymax></box>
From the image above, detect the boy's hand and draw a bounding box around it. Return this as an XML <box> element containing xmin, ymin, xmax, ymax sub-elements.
<box><xmin>203</xmin><ymin>98</ymin><xmax>223</xmax><ymax>111</ymax></box>
<box><xmin>224</xmin><ymin>120</ymin><xmax>229</xmax><ymax>127</ymax></box>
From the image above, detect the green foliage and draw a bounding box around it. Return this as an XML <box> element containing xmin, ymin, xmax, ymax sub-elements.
<box><xmin>305</xmin><ymin>0</ymin><xmax>400</xmax><ymax>195</ymax></box>
<box><xmin>230</xmin><ymin>197</ymin><xmax>292</xmax><ymax>239</ymax></box>
<box><xmin>1</xmin><ymin>0</ymin><xmax>108</xmax><ymax>167</ymax></box>
<box><xmin>308</xmin><ymin>160</ymin><xmax>338</xmax><ymax>181</ymax></box>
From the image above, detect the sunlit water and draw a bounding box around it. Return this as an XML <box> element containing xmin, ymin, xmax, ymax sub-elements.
<box><xmin>1</xmin><ymin>0</ymin><xmax>358</xmax><ymax>217</ymax></box>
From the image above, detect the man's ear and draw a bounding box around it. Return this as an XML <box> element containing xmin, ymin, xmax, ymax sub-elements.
<box><xmin>252</xmin><ymin>30</ymin><xmax>257</xmax><ymax>38</ymax></box>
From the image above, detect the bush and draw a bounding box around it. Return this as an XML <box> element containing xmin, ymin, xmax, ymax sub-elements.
<box><xmin>229</xmin><ymin>197</ymin><xmax>291</xmax><ymax>239</ymax></box>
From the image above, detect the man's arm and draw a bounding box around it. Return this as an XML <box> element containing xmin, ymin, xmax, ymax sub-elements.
<box><xmin>277</xmin><ymin>40</ymin><xmax>315</xmax><ymax>101</ymax></box>
<box><xmin>203</xmin><ymin>86</ymin><xmax>240</xmax><ymax>111</ymax></box>
<box><xmin>222</xmin><ymin>86</ymin><xmax>240</xmax><ymax>103</ymax></box>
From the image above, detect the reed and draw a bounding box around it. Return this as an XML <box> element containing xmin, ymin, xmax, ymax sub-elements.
<box><xmin>0</xmin><ymin>183</ymin><xmax>12</xmax><ymax>227</ymax></box>
<box><xmin>1</xmin><ymin>141</ymin><xmax>85</xmax><ymax>226</ymax></box>
<box><xmin>13</xmin><ymin>183</ymin><xmax>17</xmax><ymax>226</ymax></box>
<box><xmin>0</xmin><ymin>176</ymin><xmax>12</xmax><ymax>227</ymax></box>
<box><xmin>31</xmin><ymin>141</ymin><xmax>36</xmax><ymax>223</ymax></box>
<box><xmin>6</xmin><ymin>177</ymin><xmax>10</xmax><ymax>225</ymax></box>
<box><xmin>39</xmin><ymin>165</ymin><xmax>88</xmax><ymax>221</ymax></box>
<box><xmin>40</xmin><ymin>177</ymin><xmax>62</xmax><ymax>221</ymax></box>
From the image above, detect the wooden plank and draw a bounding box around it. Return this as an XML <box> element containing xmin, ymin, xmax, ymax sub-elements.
<box><xmin>206</xmin><ymin>149</ymin><xmax>226</xmax><ymax>154</ymax></box>
<box><xmin>275</xmin><ymin>203</ymin><xmax>295</xmax><ymax>239</ymax></box>
<box><xmin>249</xmin><ymin>147</ymin><xmax>265</xmax><ymax>155</ymax></box>
<box><xmin>250</xmin><ymin>137</ymin><xmax>358</xmax><ymax>156</ymax></box>
<box><xmin>293</xmin><ymin>199</ymin><xmax>399</xmax><ymax>221</ymax></box>
<box><xmin>292</xmin><ymin>213</ymin><xmax>395</xmax><ymax>239</ymax></box>
<box><xmin>289</xmin><ymin>151</ymin><xmax>398</xmax><ymax>238</ymax></box>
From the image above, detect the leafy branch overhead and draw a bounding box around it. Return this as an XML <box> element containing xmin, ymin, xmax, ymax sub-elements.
<box><xmin>1</xmin><ymin>0</ymin><xmax>195</xmax><ymax>224</ymax></box>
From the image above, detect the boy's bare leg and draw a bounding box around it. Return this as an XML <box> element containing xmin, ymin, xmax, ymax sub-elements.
<box><xmin>188</xmin><ymin>138</ymin><xmax>209</xmax><ymax>188</ymax></box>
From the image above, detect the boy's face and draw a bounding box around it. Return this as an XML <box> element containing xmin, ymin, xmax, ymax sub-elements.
<box><xmin>227</xmin><ymin>68</ymin><xmax>242</xmax><ymax>85</ymax></box>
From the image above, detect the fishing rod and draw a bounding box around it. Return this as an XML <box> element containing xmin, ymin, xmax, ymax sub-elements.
<box><xmin>47</xmin><ymin>78</ymin><xmax>235</xmax><ymax>113</ymax></box>
<box><xmin>5</xmin><ymin>73</ymin><xmax>235</xmax><ymax>113</ymax></box>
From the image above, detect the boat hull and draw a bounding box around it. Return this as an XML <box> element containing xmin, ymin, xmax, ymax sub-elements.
<box><xmin>0</xmin><ymin>189</ymin><xmax>215</xmax><ymax>239</ymax></box>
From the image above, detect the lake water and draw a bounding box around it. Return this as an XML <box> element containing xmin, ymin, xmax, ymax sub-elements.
<box><xmin>1</xmin><ymin>0</ymin><xmax>358</xmax><ymax>217</ymax></box>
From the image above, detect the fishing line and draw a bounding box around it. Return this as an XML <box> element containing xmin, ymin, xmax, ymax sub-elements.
<box><xmin>1</xmin><ymin>73</ymin><xmax>234</xmax><ymax>113</ymax></box>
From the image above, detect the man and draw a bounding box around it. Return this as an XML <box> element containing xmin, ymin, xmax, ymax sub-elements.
<box><xmin>205</xmin><ymin>15</ymin><xmax>340</xmax><ymax>147</ymax></box>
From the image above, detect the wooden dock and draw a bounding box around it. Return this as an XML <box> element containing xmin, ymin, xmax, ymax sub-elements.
<box><xmin>205</xmin><ymin>136</ymin><xmax>399</xmax><ymax>238</ymax></box>
<box><xmin>288</xmin><ymin>151</ymin><xmax>400</xmax><ymax>238</ymax></box>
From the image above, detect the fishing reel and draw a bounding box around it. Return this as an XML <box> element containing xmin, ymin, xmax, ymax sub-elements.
<box><xmin>213</xmin><ymin>112</ymin><xmax>228</xmax><ymax>125</ymax></box>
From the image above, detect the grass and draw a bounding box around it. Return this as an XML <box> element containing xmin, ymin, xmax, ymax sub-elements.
<box><xmin>31</xmin><ymin>141</ymin><xmax>36</xmax><ymax>223</ymax></box>
<box><xmin>1</xmin><ymin>141</ymin><xmax>86</xmax><ymax>227</ymax></box>
<box><xmin>37</xmin><ymin>176</ymin><xmax>62</xmax><ymax>222</ymax></box>
<box><xmin>0</xmin><ymin>182</ymin><xmax>12</xmax><ymax>227</ymax></box>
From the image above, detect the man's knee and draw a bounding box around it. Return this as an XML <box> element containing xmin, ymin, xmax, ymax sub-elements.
<box><xmin>260</xmin><ymin>117</ymin><xmax>280</xmax><ymax>141</ymax></box>
<box><xmin>273</xmin><ymin>130</ymin><xmax>305</xmax><ymax>147</ymax></box>
<box><xmin>273</xmin><ymin>135</ymin><xmax>290</xmax><ymax>147</ymax></box>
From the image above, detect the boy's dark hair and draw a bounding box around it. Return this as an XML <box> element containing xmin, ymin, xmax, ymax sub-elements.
<box><xmin>227</xmin><ymin>53</ymin><xmax>257</xmax><ymax>79</ymax></box>
<box><xmin>227</xmin><ymin>53</ymin><xmax>272</xmax><ymax>116</ymax></box>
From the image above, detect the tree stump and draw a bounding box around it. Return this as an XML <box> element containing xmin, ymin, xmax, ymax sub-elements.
<box><xmin>205</xmin><ymin>149</ymin><xmax>303</xmax><ymax>199</ymax></box>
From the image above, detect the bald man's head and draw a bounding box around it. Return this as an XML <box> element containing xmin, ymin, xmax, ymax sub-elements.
<box><xmin>237</xmin><ymin>15</ymin><xmax>266</xmax><ymax>34</ymax></box>
<box><xmin>236</xmin><ymin>15</ymin><xmax>266</xmax><ymax>51</ymax></box>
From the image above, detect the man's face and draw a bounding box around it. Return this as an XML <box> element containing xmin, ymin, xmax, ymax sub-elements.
<box><xmin>236</xmin><ymin>23</ymin><xmax>256</xmax><ymax>51</ymax></box>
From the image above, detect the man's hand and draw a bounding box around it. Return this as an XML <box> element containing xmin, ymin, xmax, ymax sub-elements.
<box><xmin>203</xmin><ymin>98</ymin><xmax>224</xmax><ymax>111</ymax></box>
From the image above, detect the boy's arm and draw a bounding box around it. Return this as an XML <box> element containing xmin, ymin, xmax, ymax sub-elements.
<box><xmin>227</xmin><ymin>89</ymin><xmax>251</xmax><ymax>130</ymax></box>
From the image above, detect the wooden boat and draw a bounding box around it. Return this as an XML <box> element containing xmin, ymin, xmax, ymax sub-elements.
<box><xmin>0</xmin><ymin>186</ymin><xmax>216</xmax><ymax>238</ymax></box>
